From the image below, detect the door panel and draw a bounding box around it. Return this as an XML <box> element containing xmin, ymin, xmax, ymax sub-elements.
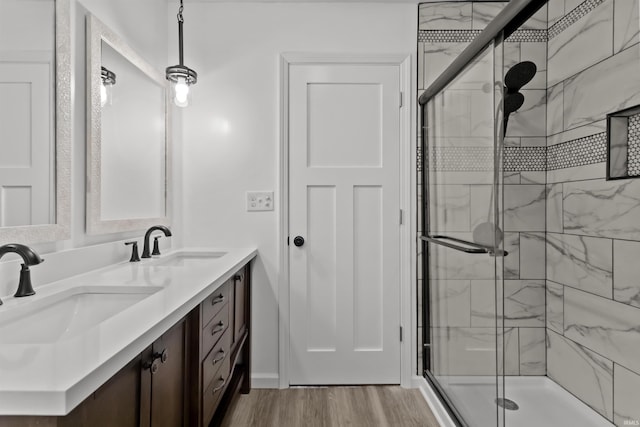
<box><xmin>0</xmin><ymin>62</ymin><xmax>52</xmax><ymax>226</ymax></box>
<box><xmin>307</xmin><ymin>83</ymin><xmax>382</xmax><ymax>167</ymax></box>
<box><xmin>305</xmin><ymin>185</ymin><xmax>337</xmax><ymax>352</ymax></box>
<box><xmin>289</xmin><ymin>63</ymin><xmax>401</xmax><ymax>385</ymax></box>
<box><xmin>353</xmin><ymin>186</ymin><xmax>383</xmax><ymax>351</ymax></box>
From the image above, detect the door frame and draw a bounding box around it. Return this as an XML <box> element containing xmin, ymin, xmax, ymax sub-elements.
<box><xmin>278</xmin><ymin>52</ymin><xmax>416</xmax><ymax>388</ymax></box>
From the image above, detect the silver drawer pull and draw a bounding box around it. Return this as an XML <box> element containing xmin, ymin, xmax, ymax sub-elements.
<box><xmin>211</xmin><ymin>321</ymin><xmax>225</xmax><ymax>335</ymax></box>
<box><xmin>212</xmin><ymin>349</ymin><xmax>226</xmax><ymax>365</ymax></box>
<box><xmin>211</xmin><ymin>295</ymin><xmax>225</xmax><ymax>305</ymax></box>
<box><xmin>213</xmin><ymin>377</ymin><xmax>226</xmax><ymax>393</ymax></box>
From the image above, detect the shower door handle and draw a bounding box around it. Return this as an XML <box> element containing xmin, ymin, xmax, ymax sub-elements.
<box><xmin>420</xmin><ymin>235</ymin><xmax>508</xmax><ymax>256</ymax></box>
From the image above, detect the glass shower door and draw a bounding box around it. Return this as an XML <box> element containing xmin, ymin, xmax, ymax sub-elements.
<box><xmin>422</xmin><ymin>39</ymin><xmax>506</xmax><ymax>427</ymax></box>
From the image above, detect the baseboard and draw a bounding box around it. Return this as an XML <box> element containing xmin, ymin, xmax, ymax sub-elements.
<box><xmin>251</xmin><ymin>373</ymin><xmax>280</xmax><ymax>389</ymax></box>
<box><xmin>412</xmin><ymin>375</ymin><xmax>456</xmax><ymax>427</ymax></box>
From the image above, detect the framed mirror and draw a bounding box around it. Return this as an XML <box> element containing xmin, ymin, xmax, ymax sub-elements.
<box><xmin>86</xmin><ymin>14</ymin><xmax>171</xmax><ymax>235</ymax></box>
<box><xmin>0</xmin><ymin>0</ymin><xmax>71</xmax><ymax>244</ymax></box>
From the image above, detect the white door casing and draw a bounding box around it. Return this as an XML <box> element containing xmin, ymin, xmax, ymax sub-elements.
<box><xmin>0</xmin><ymin>62</ymin><xmax>52</xmax><ymax>227</ymax></box>
<box><xmin>288</xmin><ymin>62</ymin><xmax>402</xmax><ymax>385</ymax></box>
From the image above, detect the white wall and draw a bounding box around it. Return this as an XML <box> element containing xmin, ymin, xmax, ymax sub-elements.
<box><xmin>177</xmin><ymin>2</ymin><xmax>417</xmax><ymax>383</ymax></box>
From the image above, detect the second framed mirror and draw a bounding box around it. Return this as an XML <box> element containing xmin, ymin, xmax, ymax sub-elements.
<box><xmin>86</xmin><ymin>14</ymin><xmax>171</xmax><ymax>235</ymax></box>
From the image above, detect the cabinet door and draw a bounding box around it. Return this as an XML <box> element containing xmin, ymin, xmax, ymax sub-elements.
<box><xmin>61</xmin><ymin>356</ymin><xmax>143</xmax><ymax>427</ymax></box>
<box><xmin>233</xmin><ymin>268</ymin><xmax>247</xmax><ymax>345</ymax></box>
<box><xmin>150</xmin><ymin>320</ymin><xmax>187</xmax><ymax>427</ymax></box>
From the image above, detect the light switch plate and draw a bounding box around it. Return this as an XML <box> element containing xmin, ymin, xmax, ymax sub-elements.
<box><xmin>246</xmin><ymin>191</ymin><xmax>274</xmax><ymax>211</ymax></box>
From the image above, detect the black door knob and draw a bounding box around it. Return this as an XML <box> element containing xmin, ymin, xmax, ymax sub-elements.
<box><xmin>293</xmin><ymin>236</ymin><xmax>305</xmax><ymax>247</ymax></box>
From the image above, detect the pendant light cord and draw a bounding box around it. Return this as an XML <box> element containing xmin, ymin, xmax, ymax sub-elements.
<box><xmin>177</xmin><ymin>0</ymin><xmax>184</xmax><ymax>66</ymax></box>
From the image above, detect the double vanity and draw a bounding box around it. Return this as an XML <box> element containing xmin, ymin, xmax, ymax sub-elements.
<box><xmin>0</xmin><ymin>246</ymin><xmax>257</xmax><ymax>426</ymax></box>
<box><xmin>0</xmin><ymin>2</ymin><xmax>256</xmax><ymax>425</ymax></box>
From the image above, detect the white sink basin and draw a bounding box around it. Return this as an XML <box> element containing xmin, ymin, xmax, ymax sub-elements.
<box><xmin>149</xmin><ymin>251</ymin><xmax>227</xmax><ymax>267</ymax></box>
<box><xmin>0</xmin><ymin>286</ymin><xmax>161</xmax><ymax>344</ymax></box>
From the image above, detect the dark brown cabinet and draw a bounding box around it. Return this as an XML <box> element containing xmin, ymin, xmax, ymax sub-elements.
<box><xmin>141</xmin><ymin>320</ymin><xmax>187</xmax><ymax>427</ymax></box>
<box><xmin>63</xmin><ymin>320</ymin><xmax>187</xmax><ymax>427</ymax></box>
<box><xmin>8</xmin><ymin>320</ymin><xmax>188</xmax><ymax>427</ymax></box>
<box><xmin>64</xmin><ymin>354</ymin><xmax>144</xmax><ymax>427</ymax></box>
<box><xmin>0</xmin><ymin>261</ymin><xmax>252</xmax><ymax>427</ymax></box>
<box><xmin>188</xmin><ymin>264</ymin><xmax>252</xmax><ymax>427</ymax></box>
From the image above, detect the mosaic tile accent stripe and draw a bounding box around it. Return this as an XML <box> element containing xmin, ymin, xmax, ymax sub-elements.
<box><xmin>548</xmin><ymin>0</ymin><xmax>607</xmax><ymax>39</ymax></box>
<box><xmin>504</xmin><ymin>146</ymin><xmax>547</xmax><ymax>171</ymax></box>
<box><xmin>421</xmin><ymin>135</ymin><xmax>609</xmax><ymax>173</ymax></box>
<box><xmin>418</xmin><ymin>30</ymin><xmax>480</xmax><ymax>43</ymax></box>
<box><xmin>547</xmin><ymin>132</ymin><xmax>607</xmax><ymax>170</ymax></box>
<box><xmin>428</xmin><ymin>146</ymin><xmax>493</xmax><ymax>171</ymax></box>
<box><xmin>505</xmin><ymin>29</ymin><xmax>548</xmax><ymax>43</ymax></box>
<box><xmin>418</xmin><ymin>29</ymin><xmax>547</xmax><ymax>43</ymax></box>
<box><xmin>627</xmin><ymin>114</ymin><xmax>640</xmax><ymax>176</ymax></box>
<box><xmin>424</xmin><ymin>146</ymin><xmax>546</xmax><ymax>172</ymax></box>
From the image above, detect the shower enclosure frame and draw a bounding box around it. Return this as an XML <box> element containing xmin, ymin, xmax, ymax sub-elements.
<box><xmin>418</xmin><ymin>0</ymin><xmax>548</xmax><ymax>425</ymax></box>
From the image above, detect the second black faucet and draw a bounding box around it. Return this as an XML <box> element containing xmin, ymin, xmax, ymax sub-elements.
<box><xmin>141</xmin><ymin>225</ymin><xmax>172</xmax><ymax>258</ymax></box>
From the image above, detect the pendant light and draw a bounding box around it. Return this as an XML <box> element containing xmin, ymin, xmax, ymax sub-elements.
<box><xmin>166</xmin><ymin>0</ymin><xmax>197</xmax><ymax>107</ymax></box>
<box><xmin>100</xmin><ymin>66</ymin><xmax>116</xmax><ymax>107</ymax></box>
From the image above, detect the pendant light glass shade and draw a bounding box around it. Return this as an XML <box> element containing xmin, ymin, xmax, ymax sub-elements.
<box><xmin>166</xmin><ymin>65</ymin><xmax>196</xmax><ymax>107</ymax></box>
<box><xmin>166</xmin><ymin>0</ymin><xmax>197</xmax><ymax>107</ymax></box>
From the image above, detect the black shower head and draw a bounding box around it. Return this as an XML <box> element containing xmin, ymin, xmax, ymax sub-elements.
<box><xmin>504</xmin><ymin>92</ymin><xmax>525</xmax><ymax>115</ymax></box>
<box><xmin>504</xmin><ymin>61</ymin><xmax>537</xmax><ymax>93</ymax></box>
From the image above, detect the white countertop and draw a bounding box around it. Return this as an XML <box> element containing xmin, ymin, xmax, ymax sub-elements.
<box><xmin>0</xmin><ymin>247</ymin><xmax>257</xmax><ymax>416</ymax></box>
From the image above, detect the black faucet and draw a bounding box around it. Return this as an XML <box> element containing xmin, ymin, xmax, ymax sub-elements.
<box><xmin>0</xmin><ymin>243</ymin><xmax>44</xmax><ymax>305</ymax></box>
<box><xmin>141</xmin><ymin>225</ymin><xmax>172</xmax><ymax>258</ymax></box>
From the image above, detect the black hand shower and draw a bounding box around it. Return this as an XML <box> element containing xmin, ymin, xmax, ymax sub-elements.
<box><xmin>472</xmin><ymin>61</ymin><xmax>537</xmax><ymax>251</ymax></box>
<box><xmin>504</xmin><ymin>92</ymin><xmax>525</xmax><ymax>116</ymax></box>
<box><xmin>503</xmin><ymin>61</ymin><xmax>537</xmax><ymax>133</ymax></box>
<box><xmin>505</xmin><ymin>60</ymin><xmax>537</xmax><ymax>93</ymax></box>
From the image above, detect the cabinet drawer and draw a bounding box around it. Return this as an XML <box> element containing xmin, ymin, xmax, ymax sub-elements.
<box><xmin>201</xmin><ymin>280</ymin><xmax>231</xmax><ymax>329</ymax></box>
<box><xmin>202</xmin><ymin>303</ymin><xmax>229</xmax><ymax>357</ymax></box>
<box><xmin>202</xmin><ymin>328</ymin><xmax>231</xmax><ymax>391</ymax></box>
<box><xmin>202</xmin><ymin>355</ymin><xmax>231</xmax><ymax>424</ymax></box>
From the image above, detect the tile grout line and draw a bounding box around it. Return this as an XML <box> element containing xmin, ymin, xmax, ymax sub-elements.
<box><xmin>546</xmin><ymin>329</ymin><xmax>617</xmax><ymax>423</ymax></box>
<box><xmin>548</xmin><ymin>0</ymin><xmax>608</xmax><ymax>40</ymax></box>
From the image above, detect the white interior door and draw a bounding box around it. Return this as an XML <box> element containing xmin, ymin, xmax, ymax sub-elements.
<box><xmin>0</xmin><ymin>62</ymin><xmax>52</xmax><ymax>226</ymax></box>
<box><xmin>289</xmin><ymin>63</ymin><xmax>401</xmax><ymax>385</ymax></box>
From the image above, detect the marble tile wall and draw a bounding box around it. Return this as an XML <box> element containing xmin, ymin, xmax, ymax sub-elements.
<box><xmin>419</xmin><ymin>1</ymin><xmax>640</xmax><ymax>423</ymax></box>
<box><xmin>544</xmin><ymin>0</ymin><xmax>640</xmax><ymax>424</ymax></box>
<box><xmin>418</xmin><ymin>1</ymin><xmax>548</xmax><ymax>378</ymax></box>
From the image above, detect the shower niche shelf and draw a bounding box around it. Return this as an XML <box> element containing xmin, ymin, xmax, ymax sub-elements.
<box><xmin>607</xmin><ymin>104</ymin><xmax>640</xmax><ymax>180</ymax></box>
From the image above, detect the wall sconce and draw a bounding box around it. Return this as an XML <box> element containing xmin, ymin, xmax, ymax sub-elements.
<box><xmin>166</xmin><ymin>0</ymin><xmax>197</xmax><ymax>107</ymax></box>
<box><xmin>100</xmin><ymin>66</ymin><xmax>116</xmax><ymax>107</ymax></box>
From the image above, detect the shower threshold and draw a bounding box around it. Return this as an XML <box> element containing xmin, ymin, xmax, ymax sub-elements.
<box><xmin>437</xmin><ymin>376</ymin><xmax>614</xmax><ymax>427</ymax></box>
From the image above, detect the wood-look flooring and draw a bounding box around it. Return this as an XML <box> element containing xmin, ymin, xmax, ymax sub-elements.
<box><xmin>220</xmin><ymin>386</ymin><xmax>440</xmax><ymax>427</ymax></box>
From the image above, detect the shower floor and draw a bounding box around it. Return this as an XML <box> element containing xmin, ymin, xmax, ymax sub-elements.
<box><xmin>439</xmin><ymin>376</ymin><xmax>613</xmax><ymax>427</ymax></box>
